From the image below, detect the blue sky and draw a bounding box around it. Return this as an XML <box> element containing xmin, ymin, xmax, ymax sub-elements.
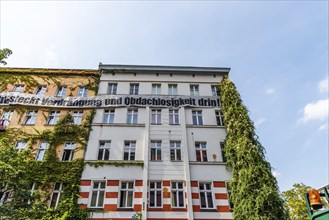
<box><xmin>1</xmin><ymin>1</ymin><xmax>328</xmax><ymax>191</ymax></box>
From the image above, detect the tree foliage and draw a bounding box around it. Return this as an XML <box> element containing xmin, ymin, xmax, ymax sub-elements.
<box><xmin>0</xmin><ymin>48</ymin><xmax>12</xmax><ymax>65</ymax></box>
<box><xmin>219</xmin><ymin>76</ymin><xmax>288</xmax><ymax>219</ymax></box>
<box><xmin>283</xmin><ymin>183</ymin><xmax>311</xmax><ymax>220</ymax></box>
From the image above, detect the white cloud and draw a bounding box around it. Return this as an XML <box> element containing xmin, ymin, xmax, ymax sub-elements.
<box><xmin>254</xmin><ymin>118</ymin><xmax>267</xmax><ymax>128</ymax></box>
<box><xmin>266</xmin><ymin>87</ymin><xmax>275</xmax><ymax>95</ymax></box>
<box><xmin>318</xmin><ymin>76</ymin><xmax>329</xmax><ymax>93</ymax></box>
<box><xmin>318</xmin><ymin>123</ymin><xmax>328</xmax><ymax>131</ymax></box>
<box><xmin>299</xmin><ymin>98</ymin><xmax>329</xmax><ymax>123</ymax></box>
<box><xmin>272</xmin><ymin>169</ymin><xmax>281</xmax><ymax>178</ymax></box>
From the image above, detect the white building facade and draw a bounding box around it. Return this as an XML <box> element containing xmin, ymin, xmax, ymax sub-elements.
<box><xmin>79</xmin><ymin>65</ymin><xmax>233</xmax><ymax>220</ymax></box>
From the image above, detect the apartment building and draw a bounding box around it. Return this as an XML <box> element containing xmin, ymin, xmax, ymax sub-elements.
<box><xmin>79</xmin><ymin>65</ymin><xmax>233</xmax><ymax>220</ymax></box>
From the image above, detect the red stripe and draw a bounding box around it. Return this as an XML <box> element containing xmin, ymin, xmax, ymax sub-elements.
<box><xmin>213</xmin><ymin>181</ymin><xmax>226</xmax><ymax>187</ymax></box>
<box><xmin>80</xmin><ymin>180</ymin><xmax>91</xmax><ymax>186</ymax></box>
<box><xmin>216</xmin><ymin>205</ymin><xmax>231</xmax><ymax>212</ymax></box>
<box><xmin>105</xmin><ymin>192</ymin><xmax>118</xmax><ymax>198</ymax></box>
<box><xmin>135</xmin><ymin>180</ymin><xmax>143</xmax><ymax>186</ymax></box>
<box><xmin>192</xmin><ymin>193</ymin><xmax>199</xmax><ymax>199</ymax></box>
<box><xmin>215</xmin><ymin>193</ymin><xmax>228</xmax><ymax>199</ymax></box>
<box><xmin>107</xmin><ymin>180</ymin><xmax>119</xmax><ymax>186</ymax></box>
<box><xmin>79</xmin><ymin>192</ymin><xmax>89</xmax><ymax>198</ymax></box>
<box><xmin>163</xmin><ymin>180</ymin><xmax>170</xmax><ymax>186</ymax></box>
<box><xmin>191</xmin><ymin>181</ymin><xmax>198</xmax><ymax>187</ymax></box>
<box><xmin>193</xmin><ymin>205</ymin><xmax>200</xmax><ymax>212</ymax></box>
<box><xmin>134</xmin><ymin>192</ymin><xmax>142</xmax><ymax>198</ymax></box>
<box><xmin>134</xmin><ymin>204</ymin><xmax>142</xmax><ymax>211</ymax></box>
<box><xmin>79</xmin><ymin>204</ymin><xmax>87</xmax><ymax>209</ymax></box>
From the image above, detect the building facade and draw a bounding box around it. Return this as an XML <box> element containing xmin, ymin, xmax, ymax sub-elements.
<box><xmin>79</xmin><ymin>65</ymin><xmax>233</xmax><ymax>220</ymax></box>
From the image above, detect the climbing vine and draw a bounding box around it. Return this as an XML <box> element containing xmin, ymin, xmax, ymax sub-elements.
<box><xmin>219</xmin><ymin>76</ymin><xmax>288</xmax><ymax>220</ymax></box>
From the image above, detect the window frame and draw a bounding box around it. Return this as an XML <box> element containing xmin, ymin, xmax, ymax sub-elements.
<box><xmin>152</xmin><ymin>84</ymin><xmax>161</xmax><ymax>95</ymax></box>
<box><xmin>195</xmin><ymin>142</ymin><xmax>208</xmax><ymax>162</ymax></box>
<box><xmin>35</xmin><ymin>85</ymin><xmax>47</xmax><ymax>95</ymax></box>
<box><xmin>13</xmin><ymin>84</ymin><xmax>24</xmax><ymax>93</ymax></box>
<box><xmin>170</xmin><ymin>141</ymin><xmax>182</xmax><ymax>161</ymax></box>
<box><xmin>89</xmin><ymin>180</ymin><xmax>106</xmax><ymax>208</ymax></box>
<box><xmin>127</xmin><ymin>109</ymin><xmax>138</xmax><ymax>124</ymax></box>
<box><xmin>47</xmin><ymin>111</ymin><xmax>60</xmax><ymax>125</ymax></box>
<box><xmin>36</xmin><ymin>141</ymin><xmax>50</xmax><ymax>161</ymax></box>
<box><xmin>211</xmin><ymin>85</ymin><xmax>220</xmax><ymax>96</ymax></box>
<box><xmin>119</xmin><ymin>181</ymin><xmax>134</xmax><ymax>208</ymax></box>
<box><xmin>24</xmin><ymin>110</ymin><xmax>38</xmax><ymax>125</ymax></box>
<box><xmin>199</xmin><ymin>182</ymin><xmax>215</xmax><ymax>209</ymax></box>
<box><xmin>168</xmin><ymin>84</ymin><xmax>178</xmax><ymax>95</ymax></box>
<box><xmin>97</xmin><ymin>141</ymin><xmax>111</xmax><ymax>160</ymax></box>
<box><xmin>190</xmin><ymin>84</ymin><xmax>199</xmax><ymax>96</ymax></box>
<box><xmin>215</xmin><ymin>110</ymin><xmax>224</xmax><ymax>126</ymax></box>
<box><xmin>1</xmin><ymin>110</ymin><xmax>14</xmax><ymax>122</ymax></box>
<box><xmin>15</xmin><ymin>141</ymin><xmax>27</xmax><ymax>151</ymax></box>
<box><xmin>169</xmin><ymin>109</ymin><xmax>180</xmax><ymax>125</ymax></box>
<box><xmin>73</xmin><ymin>111</ymin><xmax>83</xmax><ymax>125</ymax></box>
<box><xmin>171</xmin><ymin>181</ymin><xmax>185</xmax><ymax>208</ymax></box>
<box><xmin>149</xmin><ymin>181</ymin><xmax>162</xmax><ymax>208</ymax></box>
<box><xmin>129</xmin><ymin>83</ymin><xmax>139</xmax><ymax>95</ymax></box>
<box><xmin>103</xmin><ymin>109</ymin><xmax>115</xmax><ymax>124</ymax></box>
<box><xmin>151</xmin><ymin>109</ymin><xmax>161</xmax><ymax>125</ymax></box>
<box><xmin>49</xmin><ymin>182</ymin><xmax>64</xmax><ymax>208</ymax></box>
<box><xmin>108</xmin><ymin>83</ymin><xmax>118</xmax><ymax>95</ymax></box>
<box><xmin>56</xmin><ymin>86</ymin><xmax>67</xmax><ymax>97</ymax></box>
<box><xmin>61</xmin><ymin>142</ymin><xmax>76</xmax><ymax>161</ymax></box>
<box><xmin>123</xmin><ymin>141</ymin><xmax>136</xmax><ymax>161</ymax></box>
<box><xmin>150</xmin><ymin>141</ymin><xmax>162</xmax><ymax>161</ymax></box>
<box><xmin>192</xmin><ymin>110</ymin><xmax>203</xmax><ymax>125</ymax></box>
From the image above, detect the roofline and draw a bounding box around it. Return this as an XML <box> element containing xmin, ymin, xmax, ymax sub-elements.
<box><xmin>0</xmin><ymin>67</ymin><xmax>99</xmax><ymax>76</ymax></box>
<box><xmin>99</xmin><ymin>64</ymin><xmax>230</xmax><ymax>75</ymax></box>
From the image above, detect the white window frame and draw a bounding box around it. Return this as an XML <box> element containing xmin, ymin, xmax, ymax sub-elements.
<box><xmin>192</xmin><ymin>110</ymin><xmax>203</xmax><ymax>125</ymax></box>
<box><xmin>73</xmin><ymin>111</ymin><xmax>83</xmax><ymax>125</ymax></box>
<box><xmin>168</xmin><ymin>84</ymin><xmax>177</xmax><ymax>95</ymax></box>
<box><xmin>97</xmin><ymin>141</ymin><xmax>111</xmax><ymax>160</ymax></box>
<box><xmin>108</xmin><ymin>83</ymin><xmax>117</xmax><ymax>95</ymax></box>
<box><xmin>119</xmin><ymin>181</ymin><xmax>134</xmax><ymax>208</ymax></box>
<box><xmin>150</xmin><ymin>141</ymin><xmax>162</xmax><ymax>161</ymax></box>
<box><xmin>195</xmin><ymin>142</ymin><xmax>207</xmax><ymax>162</ymax></box>
<box><xmin>36</xmin><ymin>141</ymin><xmax>50</xmax><ymax>161</ymax></box>
<box><xmin>171</xmin><ymin>181</ymin><xmax>185</xmax><ymax>208</ymax></box>
<box><xmin>15</xmin><ymin>141</ymin><xmax>27</xmax><ymax>151</ymax></box>
<box><xmin>127</xmin><ymin>109</ymin><xmax>138</xmax><ymax>124</ymax></box>
<box><xmin>13</xmin><ymin>84</ymin><xmax>24</xmax><ymax>93</ymax></box>
<box><xmin>129</xmin><ymin>83</ymin><xmax>139</xmax><ymax>95</ymax></box>
<box><xmin>190</xmin><ymin>85</ymin><xmax>199</xmax><ymax>96</ymax></box>
<box><xmin>48</xmin><ymin>111</ymin><xmax>60</xmax><ymax>125</ymax></box>
<box><xmin>152</xmin><ymin>84</ymin><xmax>161</xmax><ymax>95</ymax></box>
<box><xmin>49</xmin><ymin>182</ymin><xmax>64</xmax><ymax>208</ymax></box>
<box><xmin>151</xmin><ymin>109</ymin><xmax>161</xmax><ymax>124</ymax></box>
<box><xmin>170</xmin><ymin>141</ymin><xmax>182</xmax><ymax>161</ymax></box>
<box><xmin>24</xmin><ymin>110</ymin><xmax>38</xmax><ymax>125</ymax></box>
<box><xmin>169</xmin><ymin>109</ymin><xmax>179</xmax><ymax>125</ymax></box>
<box><xmin>211</xmin><ymin>85</ymin><xmax>219</xmax><ymax>96</ymax></box>
<box><xmin>89</xmin><ymin>180</ymin><xmax>106</xmax><ymax>208</ymax></box>
<box><xmin>199</xmin><ymin>182</ymin><xmax>215</xmax><ymax>209</ymax></box>
<box><xmin>215</xmin><ymin>110</ymin><xmax>224</xmax><ymax>126</ymax></box>
<box><xmin>78</xmin><ymin>87</ymin><xmax>88</xmax><ymax>97</ymax></box>
<box><xmin>35</xmin><ymin>85</ymin><xmax>47</xmax><ymax>95</ymax></box>
<box><xmin>149</xmin><ymin>181</ymin><xmax>162</xmax><ymax>208</ymax></box>
<box><xmin>123</xmin><ymin>141</ymin><xmax>136</xmax><ymax>161</ymax></box>
<box><xmin>56</xmin><ymin>86</ymin><xmax>67</xmax><ymax>97</ymax></box>
<box><xmin>103</xmin><ymin>109</ymin><xmax>114</xmax><ymax>124</ymax></box>
<box><xmin>61</xmin><ymin>142</ymin><xmax>76</xmax><ymax>161</ymax></box>
<box><xmin>1</xmin><ymin>110</ymin><xmax>14</xmax><ymax>121</ymax></box>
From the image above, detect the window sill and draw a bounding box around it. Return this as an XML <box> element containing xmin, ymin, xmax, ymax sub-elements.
<box><xmin>150</xmin><ymin>123</ymin><xmax>162</xmax><ymax>125</ymax></box>
<box><xmin>186</xmin><ymin>124</ymin><xmax>225</xmax><ymax>128</ymax></box>
<box><xmin>200</xmin><ymin>208</ymin><xmax>217</xmax><ymax>212</ymax></box>
<box><xmin>189</xmin><ymin>161</ymin><xmax>226</xmax><ymax>165</ymax></box>
<box><xmin>117</xmin><ymin>207</ymin><xmax>134</xmax><ymax>211</ymax></box>
<box><xmin>169</xmin><ymin>123</ymin><xmax>180</xmax><ymax>126</ymax></box>
<box><xmin>93</xmin><ymin>123</ymin><xmax>145</xmax><ymax>127</ymax></box>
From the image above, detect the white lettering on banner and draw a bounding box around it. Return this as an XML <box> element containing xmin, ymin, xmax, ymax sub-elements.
<box><xmin>0</xmin><ymin>93</ymin><xmax>220</xmax><ymax>109</ymax></box>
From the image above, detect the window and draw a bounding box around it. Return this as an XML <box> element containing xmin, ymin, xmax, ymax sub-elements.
<box><xmin>149</xmin><ymin>181</ymin><xmax>162</xmax><ymax>208</ymax></box>
<box><xmin>56</xmin><ymin>86</ymin><xmax>67</xmax><ymax>97</ymax></box>
<box><xmin>170</xmin><ymin>141</ymin><xmax>181</xmax><ymax>161</ymax></box>
<box><xmin>195</xmin><ymin>142</ymin><xmax>207</xmax><ymax>162</ymax></box>
<box><xmin>151</xmin><ymin>109</ymin><xmax>161</xmax><ymax>124</ymax></box>
<box><xmin>15</xmin><ymin>141</ymin><xmax>27</xmax><ymax>151</ymax></box>
<box><xmin>127</xmin><ymin>109</ymin><xmax>138</xmax><ymax>124</ymax></box>
<box><xmin>171</xmin><ymin>181</ymin><xmax>184</xmax><ymax>208</ymax></box>
<box><xmin>35</xmin><ymin>85</ymin><xmax>47</xmax><ymax>95</ymax></box>
<box><xmin>108</xmin><ymin>83</ymin><xmax>117</xmax><ymax>95</ymax></box>
<box><xmin>152</xmin><ymin>84</ymin><xmax>161</xmax><ymax>95</ymax></box>
<box><xmin>50</xmin><ymin>182</ymin><xmax>64</xmax><ymax>208</ymax></box>
<box><xmin>36</xmin><ymin>141</ymin><xmax>49</xmax><ymax>161</ymax></box>
<box><xmin>1</xmin><ymin>110</ymin><xmax>14</xmax><ymax>121</ymax></box>
<box><xmin>220</xmin><ymin>142</ymin><xmax>227</xmax><ymax>162</ymax></box>
<box><xmin>13</xmin><ymin>84</ymin><xmax>24</xmax><ymax>93</ymax></box>
<box><xmin>123</xmin><ymin>141</ymin><xmax>136</xmax><ymax>161</ymax></box>
<box><xmin>192</xmin><ymin>110</ymin><xmax>203</xmax><ymax>125</ymax></box>
<box><xmin>199</xmin><ymin>182</ymin><xmax>214</xmax><ymax>209</ymax></box>
<box><xmin>130</xmin><ymin>84</ymin><xmax>139</xmax><ymax>95</ymax></box>
<box><xmin>119</xmin><ymin>181</ymin><xmax>134</xmax><ymax>208</ymax></box>
<box><xmin>61</xmin><ymin>142</ymin><xmax>76</xmax><ymax>161</ymax></box>
<box><xmin>47</xmin><ymin>111</ymin><xmax>60</xmax><ymax>125</ymax></box>
<box><xmin>90</xmin><ymin>181</ymin><xmax>106</xmax><ymax>208</ymax></box>
<box><xmin>24</xmin><ymin>110</ymin><xmax>37</xmax><ymax>125</ymax></box>
<box><xmin>211</xmin><ymin>85</ymin><xmax>220</xmax><ymax>96</ymax></box>
<box><xmin>168</xmin><ymin>84</ymin><xmax>177</xmax><ymax>95</ymax></box>
<box><xmin>215</xmin><ymin>110</ymin><xmax>224</xmax><ymax>126</ymax></box>
<box><xmin>150</xmin><ymin>141</ymin><xmax>162</xmax><ymax>161</ymax></box>
<box><xmin>190</xmin><ymin>85</ymin><xmax>199</xmax><ymax>96</ymax></box>
<box><xmin>78</xmin><ymin>87</ymin><xmax>88</xmax><ymax>97</ymax></box>
<box><xmin>103</xmin><ymin>109</ymin><xmax>114</xmax><ymax>124</ymax></box>
<box><xmin>169</xmin><ymin>109</ymin><xmax>179</xmax><ymax>125</ymax></box>
<box><xmin>98</xmin><ymin>141</ymin><xmax>111</xmax><ymax>160</ymax></box>
<box><xmin>73</xmin><ymin>111</ymin><xmax>83</xmax><ymax>125</ymax></box>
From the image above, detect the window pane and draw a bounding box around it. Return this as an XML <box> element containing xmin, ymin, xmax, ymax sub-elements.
<box><xmin>98</xmin><ymin>191</ymin><xmax>105</xmax><ymax>207</ymax></box>
<box><xmin>104</xmin><ymin>149</ymin><xmax>110</xmax><ymax>160</ymax></box>
<box><xmin>127</xmin><ymin>191</ymin><xmax>133</xmax><ymax>207</ymax></box>
<box><xmin>90</xmin><ymin>191</ymin><xmax>97</xmax><ymax>207</ymax></box>
<box><xmin>150</xmin><ymin>191</ymin><xmax>155</xmax><ymax>207</ymax></box>
<box><xmin>207</xmin><ymin>192</ymin><xmax>213</xmax><ymax>208</ymax></box>
<box><xmin>200</xmin><ymin>192</ymin><xmax>206</xmax><ymax>208</ymax></box>
<box><xmin>178</xmin><ymin>191</ymin><xmax>184</xmax><ymax>207</ymax></box>
<box><xmin>97</xmin><ymin>149</ymin><xmax>103</xmax><ymax>160</ymax></box>
<box><xmin>156</xmin><ymin>191</ymin><xmax>162</xmax><ymax>206</ymax></box>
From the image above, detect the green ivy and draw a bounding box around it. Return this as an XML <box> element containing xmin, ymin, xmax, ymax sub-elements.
<box><xmin>86</xmin><ymin>160</ymin><xmax>144</xmax><ymax>168</ymax></box>
<box><xmin>219</xmin><ymin>76</ymin><xmax>288</xmax><ymax>220</ymax></box>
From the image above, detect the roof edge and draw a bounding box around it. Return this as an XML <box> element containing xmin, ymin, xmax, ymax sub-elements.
<box><xmin>0</xmin><ymin>67</ymin><xmax>99</xmax><ymax>76</ymax></box>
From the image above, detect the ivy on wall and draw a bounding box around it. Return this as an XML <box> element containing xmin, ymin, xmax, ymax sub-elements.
<box><xmin>219</xmin><ymin>76</ymin><xmax>288</xmax><ymax>219</ymax></box>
